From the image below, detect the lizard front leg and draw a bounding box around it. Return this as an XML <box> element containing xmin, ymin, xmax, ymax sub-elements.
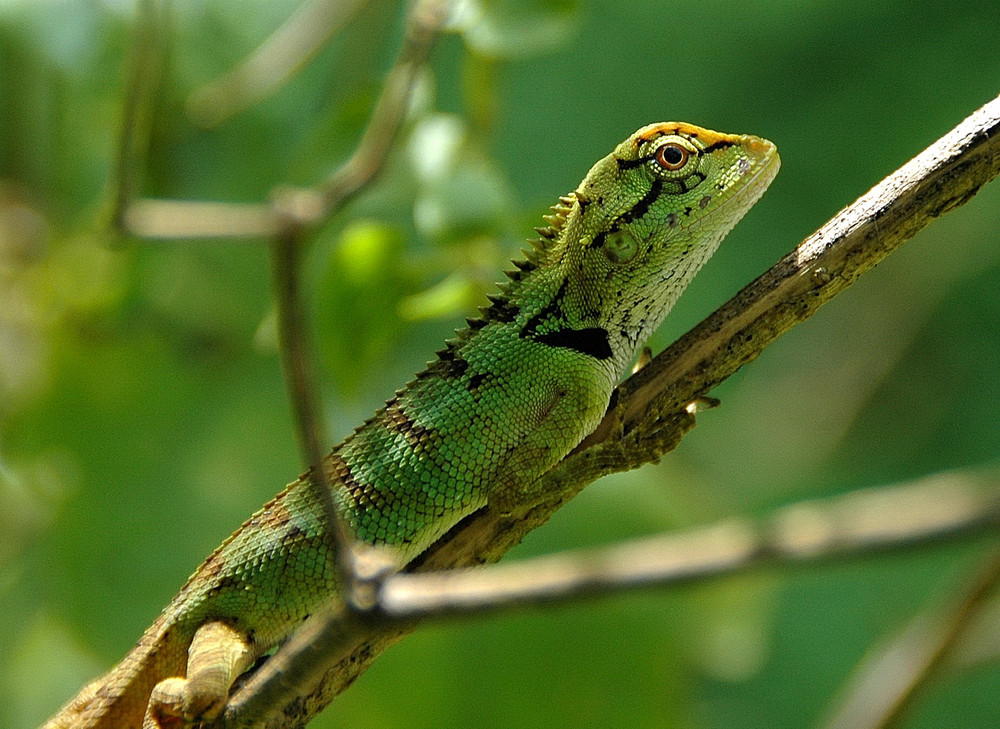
<box><xmin>144</xmin><ymin>621</ymin><xmax>256</xmax><ymax>728</ymax></box>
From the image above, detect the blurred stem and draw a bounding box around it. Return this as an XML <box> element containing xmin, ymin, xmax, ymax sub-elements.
<box><xmin>186</xmin><ymin>0</ymin><xmax>371</xmax><ymax>128</ymax></box>
<box><xmin>316</xmin><ymin>0</ymin><xmax>449</xmax><ymax>213</ymax></box>
<box><xmin>111</xmin><ymin>0</ymin><xmax>166</xmax><ymax>231</ymax></box>
<box><xmin>120</xmin><ymin>0</ymin><xmax>450</xmax><ymax>239</ymax></box>
<box><xmin>819</xmin><ymin>547</ymin><xmax>1000</xmax><ymax>729</ymax></box>
<box><xmin>379</xmin><ymin>471</ymin><xmax>1000</xmax><ymax>621</ymax></box>
<box><xmin>269</xmin><ymin>227</ymin><xmax>357</xmax><ymax>592</ymax></box>
<box><xmin>266</xmin><ymin>0</ymin><xmax>451</xmax><ymax>591</ymax></box>
<box><xmin>463</xmin><ymin>51</ymin><xmax>498</xmax><ymax>137</ymax></box>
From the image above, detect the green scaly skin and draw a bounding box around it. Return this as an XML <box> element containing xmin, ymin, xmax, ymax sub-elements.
<box><xmin>42</xmin><ymin>122</ymin><xmax>778</xmax><ymax>728</ymax></box>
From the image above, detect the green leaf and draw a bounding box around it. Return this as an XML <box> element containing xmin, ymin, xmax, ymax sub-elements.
<box><xmin>314</xmin><ymin>220</ymin><xmax>414</xmax><ymax>398</ymax></box>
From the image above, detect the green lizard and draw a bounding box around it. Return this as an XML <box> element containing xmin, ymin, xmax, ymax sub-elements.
<box><xmin>42</xmin><ymin>122</ymin><xmax>778</xmax><ymax>728</ymax></box>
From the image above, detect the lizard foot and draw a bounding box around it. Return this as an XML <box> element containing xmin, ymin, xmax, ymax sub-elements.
<box><xmin>143</xmin><ymin>620</ymin><xmax>255</xmax><ymax>728</ymax></box>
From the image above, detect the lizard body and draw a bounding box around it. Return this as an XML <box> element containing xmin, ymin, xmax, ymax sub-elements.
<box><xmin>42</xmin><ymin>122</ymin><xmax>778</xmax><ymax>728</ymax></box>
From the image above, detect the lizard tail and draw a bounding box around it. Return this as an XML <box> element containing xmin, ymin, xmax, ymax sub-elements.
<box><xmin>40</xmin><ymin>612</ymin><xmax>190</xmax><ymax>729</ymax></box>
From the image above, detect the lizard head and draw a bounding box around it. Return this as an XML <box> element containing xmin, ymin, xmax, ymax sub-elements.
<box><xmin>535</xmin><ymin>122</ymin><xmax>780</xmax><ymax>369</ymax></box>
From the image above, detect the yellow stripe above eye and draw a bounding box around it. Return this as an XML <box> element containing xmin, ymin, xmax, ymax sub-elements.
<box><xmin>634</xmin><ymin>122</ymin><xmax>741</xmax><ymax>148</ymax></box>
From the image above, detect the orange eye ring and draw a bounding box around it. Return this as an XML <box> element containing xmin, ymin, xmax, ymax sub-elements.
<box><xmin>654</xmin><ymin>143</ymin><xmax>689</xmax><ymax>171</ymax></box>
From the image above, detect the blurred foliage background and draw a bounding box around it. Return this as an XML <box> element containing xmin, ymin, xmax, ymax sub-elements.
<box><xmin>2</xmin><ymin>0</ymin><xmax>1000</xmax><ymax>727</ymax></box>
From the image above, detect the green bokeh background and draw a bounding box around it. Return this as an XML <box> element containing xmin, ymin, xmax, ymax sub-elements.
<box><xmin>2</xmin><ymin>1</ymin><xmax>999</xmax><ymax>727</ymax></box>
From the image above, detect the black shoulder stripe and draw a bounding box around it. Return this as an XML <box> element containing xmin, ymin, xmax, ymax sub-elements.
<box><xmin>519</xmin><ymin>279</ymin><xmax>569</xmax><ymax>339</ymax></box>
<box><xmin>533</xmin><ymin>327</ymin><xmax>613</xmax><ymax>360</ymax></box>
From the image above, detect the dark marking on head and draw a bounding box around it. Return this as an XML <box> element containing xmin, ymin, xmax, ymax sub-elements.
<box><xmin>533</xmin><ymin>327</ymin><xmax>613</xmax><ymax>360</ymax></box>
<box><xmin>467</xmin><ymin>371</ymin><xmax>488</xmax><ymax>391</ymax></box>
<box><xmin>699</xmin><ymin>139</ymin><xmax>736</xmax><ymax>155</ymax></box>
<box><xmin>617</xmin><ymin>178</ymin><xmax>664</xmax><ymax>226</ymax></box>
<box><xmin>699</xmin><ymin>195</ymin><xmax>712</xmax><ymax>209</ymax></box>
<box><xmin>616</xmin><ymin>154</ymin><xmax>654</xmax><ymax>171</ymax></box>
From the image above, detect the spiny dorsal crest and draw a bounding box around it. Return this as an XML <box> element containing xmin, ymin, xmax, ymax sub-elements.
<box><xmin>427</xmin><ymin>190</ymin><xmax>580</xmax><ymax>374</ymax></box>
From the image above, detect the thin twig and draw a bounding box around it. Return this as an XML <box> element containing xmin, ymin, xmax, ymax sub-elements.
<box><xmin>187</xmin><ymin>0</ymin><xmax>371</xmax><ymax>128</ymax></box>
<box><xmin>269</xmin><ymin>226</ymin><xmax>357</xmax><ymax>593</ymax></box>
<box><xmin>267</xmin><ymin>0</ymin><xmax>452</xmax><ymax>606</ymax></box>
<box><xmin>315</xmin><ymin>0</ymin><xmax>449</xmax><ymax>213</ymax></box>
<box><xmin>818</xmin><ymin>547</ymin><xmax>1000</xmax><ymax>729</ymax></box>
<box><xmin>123</xmin><ymin>199</ymin><xmax>280</xmax><ymax>239</ymax></box>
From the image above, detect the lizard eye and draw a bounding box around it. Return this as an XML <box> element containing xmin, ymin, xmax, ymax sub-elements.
<box><xmin>655</xmin><ymin>143</ymin><xmax>689</xmax><ymax>171</ymax></box>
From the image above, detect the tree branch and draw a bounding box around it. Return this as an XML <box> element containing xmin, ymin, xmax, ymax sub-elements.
<box><xmin>214</xmin><ymin>94</ymin><xmax>1000</xmax><ymax>728</ymax></box>
<box><xmin>380</xmin><ymin>470</ymin><xmax>1000</xmax><ymax>620</ymax></box>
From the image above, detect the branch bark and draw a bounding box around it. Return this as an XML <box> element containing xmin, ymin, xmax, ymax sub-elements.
<box><xmin>213</xmin><ymin>94</ymin><xmax>1000</xmax><ymax>728</ymax></box>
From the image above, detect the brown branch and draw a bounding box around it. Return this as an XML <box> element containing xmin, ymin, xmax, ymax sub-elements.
<box><xmin>313</xmin><ymin>0</ymin><xmax>447</xmax><ymax>214</ymax></box>
<box><xmin>123</xmin><ymin>199</ymin><xmax>280</xmax><ymax>239</ymax></box>
<box><xmin>217</xmin><ymin>468</ymin><xmax>1000</xmax><ymax>729</ymax></box>
<box><xmin>818</xmin><ymin>546</ymin><xmax>1000</xmax><ymax>729</ymax></box>
<box><xmin>268</xmin><ymin>224</ymin><xmax>361</xmax><ymax>593</ymax></box>
<box><xmin>214</xmin><ymin>94</ymin><xmax>1000</xmax><ymax>729</ymax></box>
